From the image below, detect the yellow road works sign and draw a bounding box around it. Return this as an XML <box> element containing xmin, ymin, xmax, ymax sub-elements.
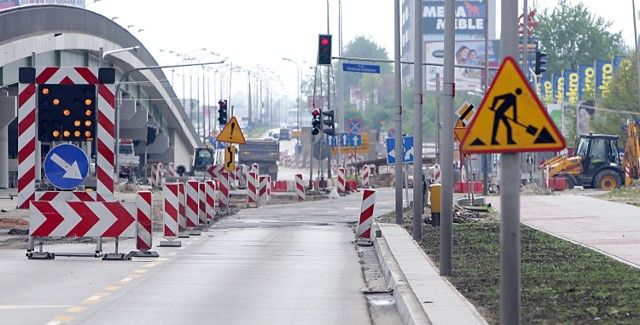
<box><xmin>460</xmin><ymin>56</ymin><xmax>565</xmax><ymax>154</ymax></box>
<box><xmin>216</xmin><ymin>117</ymin><xmax>246</xmax><ymax>144</ymax></box>
<box><xmin>224</xmin><ymin>145</ymin><xmax>235</xmax><ymax>172</ymax></box>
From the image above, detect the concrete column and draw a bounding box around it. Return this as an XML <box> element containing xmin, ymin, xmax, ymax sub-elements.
<box><xmin>0</xmin><ymin>126</ymin><xmax>7</xmax><ymax>188</ymax></box>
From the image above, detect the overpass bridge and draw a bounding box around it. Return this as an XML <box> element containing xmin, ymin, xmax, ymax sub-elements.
<box><xmin>0</xmin><ymin>5</ymin><xmax>205</xmax><ymax>188</ymax></box>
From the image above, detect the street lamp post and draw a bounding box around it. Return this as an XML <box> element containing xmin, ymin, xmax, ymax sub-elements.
<box><xmin>282</xmin><ymin>57</ymin><xmax>301</xmax><ymax>139</ymax></box>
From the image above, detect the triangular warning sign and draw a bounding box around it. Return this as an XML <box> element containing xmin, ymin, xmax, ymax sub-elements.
<box><xmin>216</xmin><ymin>117</ymin><xmax>246</xmax><ymax>144</ymax></box>
<box><xmin>460</xmin><ymin>56</ymin><xmax>565</xmax><ymax>154</ymax></box>
<box><xmin>454</xmin><ymin>119</ymin><xmax>467</xmax><ymax>143</ymax></box>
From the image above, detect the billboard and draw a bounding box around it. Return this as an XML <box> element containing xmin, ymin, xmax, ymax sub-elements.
<box><xmin>425</xmin><ymin>40</ymin><xmax>500</xmax><ymax>91</ymax></box>
<box><xmin>423</xmin><ymin>0</ymin><xmax>487</xmax><ymax>37</ymax></box>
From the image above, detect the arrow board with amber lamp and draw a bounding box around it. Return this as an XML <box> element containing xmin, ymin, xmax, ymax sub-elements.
<box><xmin>460</xmin><ymin>56</ymin><xmax>565</xmax><ymax>154</ymax></box>
<box><xmin>216</xmin><ymin>116</ymin><xmax>246</xmax><ymax>144</ymax></box>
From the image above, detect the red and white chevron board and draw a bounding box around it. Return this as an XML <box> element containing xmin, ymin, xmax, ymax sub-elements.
<box><xmin>198</xmin><ymin>182</ymin><xmax>206</xmax><ymax>225</ymax></box>
<box><xmin>35</xmin><ymin>191</ymin><xmax>98</xmax><ymax>202</ymax></box>
<box><xmin>163</xmin><ymin>184</ymin><xmax>179</xmax><ymax>239</ymax></box>
<box><xmin>205</xmin><ymin>180</ymin><xmax>216</xmax><ymax>221</ymax></box>
<box><xmin>295</xmin><ymin>173</ymin><xmax>305</xmax><ymax>201</ymax></box>
<box><xmin>18</xmin><ymin>67</ymin><xmax>115</xmax><ymax>209</ymax></box>
<box><xmin>247</xmin><ymin>171</ymin><xmax>258</xmax><ymax>206</ymax></box>
<box><xmin>29</xmin><ymin>201</ymin><xmax>135</xmax><ymax>237</ymax></box>
<box><xmin>356</xmin><ymin>189</ymin><xmax>377</xmax><ymax>239</ymax></box>
<box><xmin>207</xmin><ymin>165</ymin><xmax>224</xmax><ymax>179</ymax></box>
<box><xmin>185</xmin><ymin>180</ymin><xmax>199</xmax><ymax>228</ymax></box>
<box><xmin>136</xmin><ymin>191</ymin><xmax>153</xmax><ymax>251</ymax></box>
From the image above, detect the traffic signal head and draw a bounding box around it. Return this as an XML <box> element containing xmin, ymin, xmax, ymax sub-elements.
<box><xmin>535</xmin><ymin>51</ymin><xmax>548</xmax><ymax>75</ymax></box>
<box><xmin>322</xmin><ymin>110</ymin><xmax>335</xmax><ymax>136</ymax></box>
<box><xmin>217</xmin><ymin>99</ymin><xmax>228</xmax><ymax>125</ymax></box>
<box><xmin>311</xmin><ymin>108</ymin><xmax>321</xmax><ymax>135</ymax></box>
<box><xmin>37</xmin><ymin>84</ymin><xmax>96</xmax><ymax>141</ymax></box>
<box><xmin>318</xmin><ymin>34</ymin><xmax>332</xmax><ymax>65</ymax></box>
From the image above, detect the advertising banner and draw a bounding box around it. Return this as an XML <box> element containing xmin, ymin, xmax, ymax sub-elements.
<box><xmin>563</xmin><ymin>70</ymin><xmax>578</xmax><ymax>104</ymax></box>
<box><xmin>578</xmin><ymin>64</ymin><xmax>595</xmax><ymax>101</ymax></box>
<box><xmin>553</xmin><ymin>73</ymin><xmax>564</xmax><ymax>104</ymax></box>
<box><xmin>595</xmin><ymin>59</ymin><xmax>613</xmax><ymax>99</ymax></box>
<box><xmin>425</xmin><ymin>39</ymin><xmax>500</xmax><ymax>91</ymax></box>
<box><xmin>423</xmin><ymin>0</ymin><xmax>487</xmax><ymax>37</ymax></box>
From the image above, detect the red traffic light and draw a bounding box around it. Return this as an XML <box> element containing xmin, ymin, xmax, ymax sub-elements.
<box><xmin>311</xmin><ymin>109</ymin><xmax>320</xmax><ymax>116</ymax></box>
<box><xmin>320</xmin><ymin>38</ymin><xmax>329</xmax><ymax>46</ymax></box>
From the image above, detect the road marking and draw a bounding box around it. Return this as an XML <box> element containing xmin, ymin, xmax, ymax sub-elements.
<box><xmin>103</xmin><ymin>286</ymin><xmax>120</xmax><ymax>291</ymax></box>
<box><xmin>133</xmin><ymin>269</ymin><xmax>148</xmax><ymax>273</ymax></box>
<box><xmin>64</xmin><ymin>307</ymin><xmax>87</xmax><ymax>313</ymax></box>
<box><xmin>0</xmin><ymin>305</ymin><xmax>71</xmax><ymax>309</ymax></box>
<box><xmin>81</xmin><ymin>293</ymin><xmax>110</xmax><ymax>304</ymax></box>
<box><xmin>45</xmin><ymin>316</ymin><xmax>74</xmax><ymax>325</ymax></box>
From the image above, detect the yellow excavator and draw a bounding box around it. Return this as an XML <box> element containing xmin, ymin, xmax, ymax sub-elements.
<box><xmin>538</xmin><ymin>120</ymin><xmax>640</xmax><ymax>190</ymax></box>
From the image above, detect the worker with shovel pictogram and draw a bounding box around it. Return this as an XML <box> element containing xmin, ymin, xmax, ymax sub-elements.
<box><xmin>489</xmin><ymin>88</ymin><xmax>539</xmax><ymax>145</ymax></box>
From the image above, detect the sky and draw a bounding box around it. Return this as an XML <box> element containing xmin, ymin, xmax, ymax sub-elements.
<box><xmin>84</xmin><ymin>0</ymin><xmax>640</xmax><ymax>100</ymax></box>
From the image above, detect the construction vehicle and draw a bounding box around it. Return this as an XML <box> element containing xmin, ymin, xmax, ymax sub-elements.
<box><xmin>117</xmin><ymin>139</ymin><xmax>140</xmax><ymax>181</ymax></box>
<box><xmin>539</xmin><ymin>133</ymin><xmax>624</xmax><ymax>190</ymax></box>
<box><xmin>622</xmin><ymin>119</ymin><xmax>640</xmax><ymax>186</ymax></box>
<box><xmin>192</xmin><ymin>147</ymin><xmax>215</xmax><ymax>177</ymax></box>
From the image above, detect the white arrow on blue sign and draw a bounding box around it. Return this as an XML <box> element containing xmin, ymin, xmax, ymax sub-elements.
<box><xmin>44</xmin><ymin>144</ymin><xmax>90</xmax><ymax>190</ymax></box>
<box><xmin>325</xmin><ymin>133</ymin><xmax>362</xmax><ymax>147</ymax></box>
<box><xmin>386</xmin><ymin>136</ymin><xmax>414</xmax><ymax>164</ymax></box>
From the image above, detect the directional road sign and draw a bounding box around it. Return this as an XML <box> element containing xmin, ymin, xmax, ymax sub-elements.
<box><xmin>386</xmin><ymin>136</ymin><xmax>414</xmax><ymax>164</ymax></box>
<box><xmin>461</xmin><ymin>57</ymin><xmax>565</xmax><ymax>154</ymax></box>
<box><xmin>325</xmin><ymin>133</ymin><xmax>362</xmax><ymax>147</ymax></box>
<box><xmin>342</xmin><ymin>63</ymin><xmax>381</xmax><ymax>74</ymax></box>
<box><xmin>43</xmin><ymin>144</ymin><xmax>90</xmax><ymax>190</ymax></box>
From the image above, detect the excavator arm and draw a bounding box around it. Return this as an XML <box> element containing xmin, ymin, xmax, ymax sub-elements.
<box><xmin>622</xmin><ymin>119</ymin><xmax>640</xmax><ymax>186</ymax></box>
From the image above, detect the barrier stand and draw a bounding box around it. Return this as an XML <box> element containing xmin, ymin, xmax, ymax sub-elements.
<box><xmin>205</xmin><ymin>180</ymin><xmax>216</xmax><ymax>225</ymax></box>
<box><xmin>185</xmin><ymin>180</ymin><xmax>201</xmax><ymax>235</ymax></box>
<box><xmin>159</xmin><ymin>183</ymin><xmax>181</xmax><ymax>247</ymax></box>
<box><xmin>295</xmin><ymin>174</ymin><xmax>305</xmax><ymax>201</ymax></box>
<box><xmin>355</xmin><ymin>189</ymin><xmax>376</xmax><ymax>246</ymax></box>
<box><xmin>247</xmin><ymin>171</ymin><xmax>259</xmax><ymax>207</ymax></box>
<box><xmin>177</xmin><ymin>182</ymin><xmax>189</xmax><ymax>238</ymax></box>
<box><xmin>129</xmin><ymin>191</ymin><xmax>160</xmax><ymax>258</ymax></box>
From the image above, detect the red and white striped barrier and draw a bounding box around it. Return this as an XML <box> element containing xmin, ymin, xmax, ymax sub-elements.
<box><xmin>205</xmin><ymin>180</ymin><xmax>216</xmax><ymax>222</ymax></box>
<box><xmin>362</xmin><ymin>165</ymin><xmax>370</xmax><ymax>188</ymax></box>
<box><xmin>163</xmin><ymin>184</ymin><xmax>179</xmax><ymax>239</ymax></box>
<box><xmin>35</xmin><ymin>191</ymin><xmax>99</xmax><ymax>202</ymax></box>
<box><xmin>295</xmin><ymin>174</ymin><xmax>305</xmax><ymax>201</ymax></box>
<box><xmin>136</xmin><ymin>191</ymin><xmax>153</xmax><ymax>251</ymax></box>
<box><xmin>356</xmin><ymin>189</ymin><xmax>377</xmax><ymax>240</ymax></box>
<box><xmin>218</xmin><ymin>171</ymin><xmax>230</xmax><ymax>212</ymax></box>
<box><xmin>258</xmin><ymin>175</ymin><xmax>268</xmax><ymax>204</ymax></box>
<box><xmin>433</xmin><ymin>163</ymin><xmax>441</xmax><ymax>184</ymax></box>
<box><xmin>247</xmin><ymin>171</ymin><xmax>258</xmax><ymax>206</ymax></box>
<box><xmin>151</xmin><ymin>164</ymin><xmax>158</xmax><ymax>187</ymax></box>
<box><xmin>266</xmin><ymin>175</ymin><xmax>272</xmax><ymax>202</ymax></box>
<box><xmin>198</xmin><ymin>182</ymin><xmax>206</xmax><ymax>226</ymax></box>
<box><xmin>178</xmin><ymin>182</ymin><xmax>187</xmax><ymax>234</ymax></box>
<box><xmin>305</xmin><ymin>156</ymin><xmax>310</xmax><ymax>168</ymax></box>
<box><xmin>185</xmin><ymin>180</ymin><xmax>199</xmax><ymax>228</ymax></box>
<box><xmin>298</xmin><ymin>156</ymin><xmax>303</xmax><ymax>168</ymax></box>
<box><xmin>18</xmin><ymin>67</ymin><xmax>116</xmax><ymax>208</ymax></box>
<box><xmin>337</xmin><ymin>167</ymin><xmax>346</xmax><ymax>193</ymax></box>
<box><xmin>251</xmin><ymin>163</ymin><xmax>259</xmax><ymax>175</ymax></box>
<box><xmin>167</xmin><ymin>162</ymin><xmax>176</xmax><ymax>177</ymax></box>
<box><xmin>331</xmin><ymin>159</ymin><xmax>337</xmax><ymax>176</ymax></box>
<box><xmin>29</xmin><ymin>201</ymin><xmax>136</xmax><ymax>238</ymax></box>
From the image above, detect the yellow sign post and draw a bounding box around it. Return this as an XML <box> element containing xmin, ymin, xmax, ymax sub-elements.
<box><xmin>216</xmin><ymin>116</ymin><xmax>246</xmax><ymax>144</ymax></box>
<box><xmin>461</xmin><ymin>57</ymin><xmax>565</xmax><ymax>154</ymax></box>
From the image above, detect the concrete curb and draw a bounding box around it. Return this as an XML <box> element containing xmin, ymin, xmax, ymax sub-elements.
<box><xmin>374</xmin><ymin>222</ymin><xmax>488</xmax><ymax>325</ymax></box>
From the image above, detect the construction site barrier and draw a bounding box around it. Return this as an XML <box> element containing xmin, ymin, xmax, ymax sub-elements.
<box><xmin>295</xmin><ymin>174</ymin><xmax>305</xmax><ymax>201</ymax></box>
<box><xmin>356</xmin><ymin>189</ymin><xmax>376</xmax><ymax>241</ymax></box>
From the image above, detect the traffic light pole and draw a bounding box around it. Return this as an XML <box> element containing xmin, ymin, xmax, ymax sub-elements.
<box><xmin>114</xmin><ymin>60</ymin><xmax>225</xmax><ymax>181</ymax></box>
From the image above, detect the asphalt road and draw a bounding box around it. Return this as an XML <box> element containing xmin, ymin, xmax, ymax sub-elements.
<box><xmin>0</xmin><ymin>188</ymin><xmax>400</xmax><ymax>325</ymax></box>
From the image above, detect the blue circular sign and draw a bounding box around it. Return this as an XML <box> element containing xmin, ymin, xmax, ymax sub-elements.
<box><xmin>44</xmin><ymin>144</ymin><xmax>90</xmax><ymax>190</ymax></box>
<box><xmin>347</xmin><ymin>118</ymin><xmax>364</xmax><ymax>134</ymax></box>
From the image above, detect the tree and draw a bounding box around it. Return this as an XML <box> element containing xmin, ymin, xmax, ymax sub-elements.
<box><xmin>532</xmin><ymin>0</ymin><xmax>625</xmax><ymax>75</ymax></box>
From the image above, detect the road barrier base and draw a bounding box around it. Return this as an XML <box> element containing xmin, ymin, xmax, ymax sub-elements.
<box><xmin>129</xmin><ymin>250</ymin><xmax>160</xmax><ymax>258</ymax></box>
<box><xmin>158</xmin><ymin>240</ymin><xmax>182</xmax><ymax>247</ymax></box>
<box><xmin>178</xmin><ymin>232</ymin><xmax>190</xmax><ymax>238</ymax></box>
<box><xmin>26</xmin><ymin>252</ymin><xmax>55</xmax><ymax>260</ymax></box>
<box><xmin>102</xmin><ymin>253</ymin><xmax>132</xmax><ymax>261</ymax></box>
<box><xmin>355</xmin><ymin>239</ymin><xmax>373</xmax><ymax>247</ymax></box>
